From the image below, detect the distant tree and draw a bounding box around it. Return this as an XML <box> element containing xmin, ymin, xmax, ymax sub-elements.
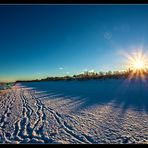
<box><xmin>99</xmin><ymin>72</ymin><xmax>104</xmax><ymax>76</ymax></box>
<box><xmin>106</xmin><ymin>71</ymin><xmax>112</xmax><ymax>76</ymax></box>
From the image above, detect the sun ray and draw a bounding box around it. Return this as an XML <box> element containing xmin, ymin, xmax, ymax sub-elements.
<box><xmin>123</xmin><ymin>49</ymin><xmax>148</xmax><ymax>81</ymax></box>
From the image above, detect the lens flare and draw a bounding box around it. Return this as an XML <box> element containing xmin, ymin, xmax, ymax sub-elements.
<box><xmin>133</xmin><ymin>60</ymin><xmax>144</xmax><ymax>70</ymax></box>
<box><xmin>129</xmin><ymin>51</ymin><xmax>147</xmax><ymax>71</ymax></box>
<box><xmin>123</xmin><ymin>49</ymin><xmax>148</xmax><ymax>81</ymax></box>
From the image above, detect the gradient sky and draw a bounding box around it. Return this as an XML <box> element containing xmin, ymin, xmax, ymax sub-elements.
<box><xmin>1</xmin><ymin>5</ymin><xmax>148</xmax><ymax>82</ymax></box>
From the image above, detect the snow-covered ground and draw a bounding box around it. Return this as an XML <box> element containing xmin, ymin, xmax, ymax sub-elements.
<box><xmin>0</xmin><ymin>79</ymin><xmax>148</xmax><ymax>144</ymax></box>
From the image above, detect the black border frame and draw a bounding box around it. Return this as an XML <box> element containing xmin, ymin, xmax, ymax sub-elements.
<box><xmin>0</xmin><ymin>1</ymin><xmax>148</xmax><ymax>147</ymax></box>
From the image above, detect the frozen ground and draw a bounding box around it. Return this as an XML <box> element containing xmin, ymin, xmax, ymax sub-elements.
<box><xmin>0</xmin><ymin>79</ymin><xmax>148</xmax><ymax>144</ymax></box>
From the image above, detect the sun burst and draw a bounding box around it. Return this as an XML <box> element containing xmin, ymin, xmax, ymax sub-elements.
<box><xmin>133</xmin><ymin>60</ymin><xmax>144</xmax><ymax>70</ymax></box>
<box><xmin>129</xmin><ymin>51</ymin><xmax>147</xmax><ymax>71</ymax></box>
<box><xmin>123</xmin><ymin>49</ymin><xmax>148</xmax><ymax>81</ymax></box>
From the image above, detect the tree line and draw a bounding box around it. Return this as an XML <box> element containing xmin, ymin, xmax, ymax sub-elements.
<box><xmin>16</xmin><ymin>68</ymin><xmax>147</xmax><ymax>82</ymax></box>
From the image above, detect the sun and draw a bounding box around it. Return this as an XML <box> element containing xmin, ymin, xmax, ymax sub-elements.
<box><xmin>123</xmin><ymin>49</ymin><xmax>148</xmax><ymax>81</ymax></box>
<box><xmin>128</xmin><ymin>50</ymin><xmax>148</xmax><ymax>71</ymax></box>
<box><xmin>133</xmin><ymin>59</ymin><xmax>144</xmax><ymax>70</ymax></box>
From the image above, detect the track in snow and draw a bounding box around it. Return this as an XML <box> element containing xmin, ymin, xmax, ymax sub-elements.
<box><xmin>0</xmin><ymin>84</ymin><xmax>148</xmax><ymax>144</ymax></box>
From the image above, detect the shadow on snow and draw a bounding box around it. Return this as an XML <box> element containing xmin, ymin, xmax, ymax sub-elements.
<box><xmin>20</xmin><ymin>79</ymin><xmax>148</xmax><ymax>113</ymax></box>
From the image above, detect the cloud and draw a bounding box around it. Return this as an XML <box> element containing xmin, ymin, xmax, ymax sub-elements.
<box><xmin>83</xmin><ymin>69</ymin><xmax>95</xmax><ymax>72</ymax></box>
<box><xmin>59</xmin><ymin>67</ymin><xmax>63</xmax><ymax>70</ymax></box>
<box><xmin>37</xmin><ymin>73</ymin><xmax>42</xmax><ymax>75</ymax></box>
<box><xmin>83</xmin><ymin>69</ymin><xmax>88</xmax><ymax>71</ymax></box>
<box><xmin>89</xmin><ymin>69</ymin><xmax>94</xmax><ymax>73</ymax></box>
<box><xmin>66</xmin><ymin>72</ymin><xmax>70</xmax><ymax>74</ymax></box>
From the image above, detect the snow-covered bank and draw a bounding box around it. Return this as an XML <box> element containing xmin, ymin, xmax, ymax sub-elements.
<box><xmin>0</xmin><ymin>79</ymin><xmax>148</xmax><ymax>144</ymax></box>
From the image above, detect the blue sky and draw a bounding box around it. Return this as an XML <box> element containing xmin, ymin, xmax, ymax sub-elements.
<box><xmin>1</xmin><ymin>5</ymin><xmax>148</xmax><ymax>82</ymax></box>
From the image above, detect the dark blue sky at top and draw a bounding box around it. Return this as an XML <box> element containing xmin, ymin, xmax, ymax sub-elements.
<box><xmin>1</xmin><ymin>5</ymin><xmax>148</xmax><ymax>81</ymax></box>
